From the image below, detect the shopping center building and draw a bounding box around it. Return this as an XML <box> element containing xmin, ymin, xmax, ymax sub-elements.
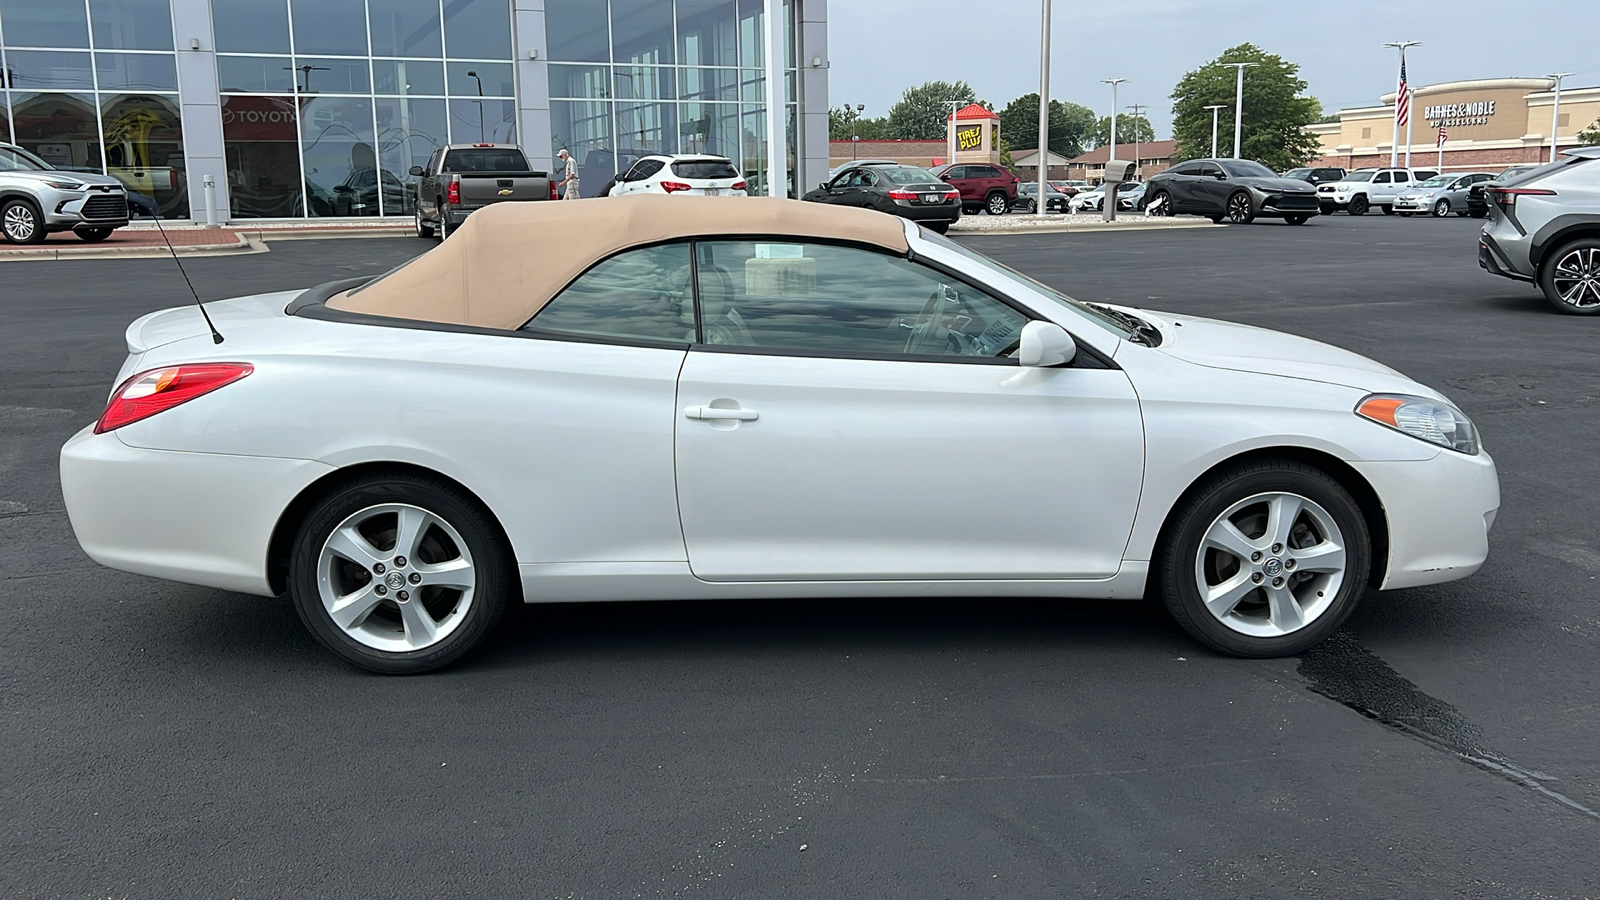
<box><xmin>0</xmin><ymin>0</ymin><xmax>827</xmax><ymax>220</ymax></box>
<box><xmin>1309</xmin><ymin>77</ymin><xmax>1599</xmax><ymax>173</ymax></box>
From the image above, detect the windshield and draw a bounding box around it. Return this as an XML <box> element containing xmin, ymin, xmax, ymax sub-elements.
<box><xmin>880</xmin><ymin>167</ymin><xmax>941</xmax><ymax>184</ymax></box>
<box><xmin>1283</xmin><ymin>169</ymin><xmax>1310</xmax><ymax>179</ymax></box>
<box><xmin>1218</xmin><ymin>160</ymin><xmax>1276</xmax><ymax>178</ymax></box>
<box><xmin>443</xmin><ymin>148</ymin><xmax>532</xmax><ymax>173</ymax></box>
<box><xmin>1342</xmin><ymin>170</ymin><xmax>1375</xmax><ymax>183</ymax></box>
<box><xmin>916</xmin><ymin>231</ymin><xmax>1134</xmax><ymax>340</ymax></box>
<box><xmin>0</xmin><ymin>145</ymin><xmax>53</xmax><ymax>171</ymax></box>
<box><xmin>1416</xmin><ymin>175</ymin><xmax>1453</xmax><ymax>188</ymax></box>
<box><xmin>672</xmin><ymin>159</ymin><xmax>739</xmax><ymax>179</ymax></box>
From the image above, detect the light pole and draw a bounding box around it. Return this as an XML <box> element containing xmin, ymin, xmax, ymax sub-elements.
<box><xmin>1100</xmin><ymin>78</ymin><xmax>1126</xmax><ymax>179</ymax></box>
<box><xmin>1221</xmin><ymin>62</ymin><xmax>1256</xmax><ymax>158</ymax></box>
<box><xmin>945</xmin><ymin>99</ymin><xmax>963</xmax><ymax>166</ymax></box>
<box><xmin>1126</xmin><ymin>102</ymin><xmax>1146</xmax><ymax>179</ymax></box>
<box><xmin>1036</xmin><ymin>0</ymin><xmax>1052</xmax><ymax>216</ymax></box>
<box><xmin>466</xmin><ymin>70</ymin><xmax>485</xmax><ymax>140</ymax></box>
<box><xmin>1203</xmin><ymin>104</ymin><xmax>1226</xmax><ymax>159</ymax></box>
<box><xmin>1547</xmin><ymin>72</ymin><xmax>1574</xmax><ymax>163</ymax></box>
<box><xmin>848</xmin><ymin>103</ymin><xmax>865</xmax><ymax>159</ymax></box>
<box><xmin>1382</xmin><ymin>41</ymin><xmax>1420</xmax><ymax>167</ymax></box>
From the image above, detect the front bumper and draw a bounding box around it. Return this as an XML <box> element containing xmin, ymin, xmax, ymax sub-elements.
<box><xmin>38</xmin><ymin>185</ymin><xmax>130</xmax><ymax>229</ymax></box>
<box><xmin>1350</xmin><ymin>448</ymin><xmax>1499</xmax><ymax>590</ymax></box>
<box><xmin>1259</xmin><ymin>193</ymin><xmax>1320</xmax><ymax>217</ymax></box>
<box><xmin>60</xmin><ymin>426</ymin><xmax>335</xmax><ymax>596</ymax></box>
<box><xmin>1392</xmin><ymin>196</ymin><xmax>1430</xmax><ymax>211</ymax></box>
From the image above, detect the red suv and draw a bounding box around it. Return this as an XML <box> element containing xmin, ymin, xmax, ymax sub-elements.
<box><xmin>933</xmin><ymin>163</ymin><xmax>1017</xmax><ymax>216</ymax></box>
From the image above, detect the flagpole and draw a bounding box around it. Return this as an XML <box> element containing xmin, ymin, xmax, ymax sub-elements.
<box><xmin>1403</xmin><ymin>46</ymin><xmax>1414</xmax><ymax>167</ymax></box>
<box><xmin>1383</xmin><ymin>41</ymin><xmax>1420</xmax><ymax>167</ymax></box>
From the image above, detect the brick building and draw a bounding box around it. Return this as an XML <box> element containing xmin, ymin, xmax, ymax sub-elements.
<box><xmin>1065</xmin><ymin>140</ymin><xmax>1178</xmax><ymax>184</ymax></box>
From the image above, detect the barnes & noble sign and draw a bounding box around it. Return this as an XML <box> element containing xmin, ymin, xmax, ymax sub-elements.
<box><xmin>1425</xmin><ymin>99</ymin><xmax>1497</xmax><ymax>128</ymax></box>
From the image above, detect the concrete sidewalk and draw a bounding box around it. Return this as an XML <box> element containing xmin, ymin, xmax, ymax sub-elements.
<box><xmin>0</xmin><ymin>220</ymin><xmax>415</xmax><ymax>262</ymax></box>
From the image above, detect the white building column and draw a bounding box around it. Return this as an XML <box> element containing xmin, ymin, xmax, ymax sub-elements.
<box><xmin>796</xmin><ymin>0</ymin><xmax>829</xmax><ymax>198</ymax></box>
<box><xmin>169</xmin><ymin>0</ymin><xmax>229</xmax><ymax>222</ymax></box>
<box><xmin>513</xmin><ymin>0</ymin><xmax>552</xmax><ymax>173</ymax></box>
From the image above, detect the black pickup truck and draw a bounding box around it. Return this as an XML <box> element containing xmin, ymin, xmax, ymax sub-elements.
<box><xmin>410</xmin><ymin>144</ymin><xmax>554</xmax><ymax>239</ymax></box>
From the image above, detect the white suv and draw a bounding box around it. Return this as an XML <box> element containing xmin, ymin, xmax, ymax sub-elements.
<box><xmin>1317</xmin><ymin>167</ymin><xmax>1439</xmax><ymax>216</ymax></box>
<box><xmin>605</xmin><ymin>154</ymin><xmax>747</xmax><ymax>197</ymax></box>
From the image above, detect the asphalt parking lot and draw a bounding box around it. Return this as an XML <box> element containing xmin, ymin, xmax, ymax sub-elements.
<box><xmin>4</xmin><ymin>213</ymin><xmax>1597</xmax><ymax>898</ymax></box>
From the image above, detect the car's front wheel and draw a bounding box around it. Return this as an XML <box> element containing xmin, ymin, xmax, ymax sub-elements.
<box><xmin>1155</xmin><ymin>459</ymin><xmax>1370</xmax><ymax>658</ymax></box>
<box><xmin>1</xmin><ymin>198</ymin><xmax>46</xmax><ymax>244</ymax></box>
<box><xmin>1225</xmin><ymin>191</ymin><xmax>1256</xmax><ymax>224</ymax></box>
<box><xmin>1147</xmin><ymin>190</ymin><xmax>1173</xmax><ymax>216</ymax></box>
<box><xmin>415</xmin><ymin>208</ymin><xmax>434</xmax><ymax>238</ymax></box>
<box><xmin>1539</xmin><ymin>239</ymin><xmax>1600</xmax><ymax>315</ymax></box>
<box><xmin>289</xmin><ymin>473</ymin><xmax>514</xmax><ymax>674</ymax></box>
<box><xmin>1433</xmin><ymin>199</ymin><xmax>1452</xmax><ymax>218</ymax></box>
<box><xmin>1348</xmin><ymin>195</ymin><xmax>1369</xmax><ymax>216</ymax></box>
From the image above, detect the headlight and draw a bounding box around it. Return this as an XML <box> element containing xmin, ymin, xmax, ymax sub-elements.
<box><xmin>41</xmin><ymin>178</ymin><xmax>86</xmax><ymax>190</ymax></box>
<box><xmin>1356</xmin><ymin>394</ymin><xmax>1479</xmax><ymax>455</ymax></box>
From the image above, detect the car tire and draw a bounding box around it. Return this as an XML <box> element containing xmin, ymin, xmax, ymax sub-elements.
<box><xmin>1025</xmin><ymin>199</ymin><xmax>1038</xmax><ymax>214</ymax></box>
<box><xmin>437</xmin><ymin>208</ymin><xmax>450</xmax><ymax>241</ymax></box>
<box><xmin>1538</xmin><ymin>238</ymin><xmax>1600</xmax><ymax>315</ymax></box>
<box><xmin>1155</xmin><ymin>458</ymin><xmax>1370</xmax><ymax>658</ymax></box>
<box><xmin>1</xmin><ymin>198</ymin><xmax>46</xmax><ymax>245</ymax></box>
<box><xmin>1469</xmin><ymin>210</ymin><xmax>1487</xmax><ymax>219</ymax></box>
<box><xmin>1148</xmin><ymin>191</ymin><xmax>1173</xmax><ymax>216</ymax></box>
<box><xmin>1348</xmin><ymin>195</ymin><xmax>1369</xmax><ymax>216</ymax></box>
<box><xmin>75</xmin><ymin>227</ymin><xmax>114</xmax><ymax>242</ymax></box>
<box><xmin>415</xmin><ymin>209</ymin><xmax>434</xmax><ymax>238</ymax></box>
<box><xmin>983</xmin><ymin>192</ymin><xmax>1008</xmax><ymax>216</ymax></box>
<box><xmin>1284</xmin><ymin>215</ymin><xmax>1308</xmax><ymax>225</ymax></box>
<box><xmin>288</xmin><ymin>472</ymin><xmax>514</xmax><ymax>674</ymax></box>
<box><xmin>1380</xmin><ymin>204</ymin><xmax>1394</xmax><ymax>215</ymax></box>
<box><xmin>1225</xmin><ymin>191</ymin><xmax>1256</xmax><ymax>224</ymax></box>
<box><xmin>1433</xmin><ymin>199</ymin><xmax>1452</xmax><ymax>218</ymax></box>
<box><xmin>1319</xmin><ymin>204</ymin><xmax>1337</xmax><ymax>215</ymax></box>
<box><xmin>1455</xmin><ymin>211</ymin><xmax>1469</xmax><ymax>217</ymax></box>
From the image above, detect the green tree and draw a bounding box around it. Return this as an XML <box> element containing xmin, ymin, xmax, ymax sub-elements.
<box><xmin>1089</xmin><ymin>115</ymin><xmax>1156</xmax><ymax>148</ymax></box>
<box><xmin>1580</xmin><ymin>117</ymin><xmax>1600</xmax><ymax>147</ymax></box>
<box><xmin>997</xmin><ymin>93</ymin><xmax>1097</xmax><ymax>158</ymax></box>
<box><xmin>1169</xmin><ymin>43</ymin><xmax>1323</xmax><ymax>170</ymax></box>
<box><xmin>829</xmin><ymin>106</ymin><xmax>888</xmax><ymax>141</ymax></box>
<box><xmin>886</xmin><ymin>80</ymin><xmax>983</xmax><ymax>140</ymax></box>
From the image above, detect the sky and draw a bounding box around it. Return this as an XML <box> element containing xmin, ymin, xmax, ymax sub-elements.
<box><xmin>827</xmin><ymin>0</ymin><xmax>1600</xmax><ymax>138</ymax></box>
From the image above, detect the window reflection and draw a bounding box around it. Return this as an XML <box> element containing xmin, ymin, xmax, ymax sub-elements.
<box><xmin>610</xmin><ymin>0</ymin><xmax>674</xmax><ymax>64</ymax></box>
<box><xmin>448</xmin><ymin>97</ymin><xmax>515</xmax><ymax>143</ymax></box>
<box><xmin>8</xmin><ymin>92</ymin><xmax>99</xmax><ymax>170</ymax></box>
<box><xmin>300</xmin><ymin>96</ymin><xmax>375</xmax><ymax>217</ymax></box>
<box><xmin>95</xmin><ymin>52</ymin><xmax>179</xmax><ymax>91</ymax></box>
<box><xmin>376</xmin><ymin>96</ymin><xmax>445</xmax><ymax>214</ymax></box>
<box><xmin>102</xmin><ymin>93</ymin><xmax>188</xmax><ymax>217</ymax></box>
<box><xmin>217</xmin><ymin>56</ymin><xmax>296</xmax><ymax>93</ymax></box>
<box><xmin>211</xmin><ymin>0</ymin><xmax>291</xmax><ymax>54</ymax></box>
<box><xmin>529</xmin><ymin>243</ymin><xmax>694</xmax><ymax>343</ymax></box>
<box><xmin>545</xmin><ymin>2</ymin><xmax>608</xmax><ymax>62</ymax></box>
<box><xmin>290</xmin><ymin>0</ymin><xmax>369</xmax><ymax>57</ymax></box>
<box><xmin>368</xmin><ymin>0</ymin><xmax>442</xmax><ymax>58</ymax></box>
<box><xmin>441</xmin><ymin>0</ymin><xmax>510</xmax><ymax>60</ymax></box>
<box><xmin>0</xmin><ymin>0</ymin><xmax>89</xmax><ymax>48</ymax></box>
<box><xmin>223</xmin><ymin>95</ymin><xmax>303</xmax><ymax>217</ymax></box>
<box><xmin>6</xmin><ymin>50</ymin><xmax>95</xmax><ymax>90</ymax></box>
<box><xmin>88</xmin><ymin>0</ymin><xmax>174</xmax><ymax>51</ymax></box>
<box><xmin>373</xmin><ymin>58</ymin><xmax>444</xmax><ymax>96</ymax></box>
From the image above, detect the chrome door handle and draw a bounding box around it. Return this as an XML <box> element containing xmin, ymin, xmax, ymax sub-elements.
<box><xmin>684</xmin><ymin>405</ymin><xmax>759</xmax><ymax>422</ymax></box>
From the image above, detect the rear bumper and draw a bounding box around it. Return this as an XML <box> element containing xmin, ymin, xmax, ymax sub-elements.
<box><xmin>1479</xmin><ymin>232</ymin><xmax>1534</xmax><ymax>282</ymax></box>
<box><xmin>60</xmin><ymin>426</ymin><xmax>335</xmax><ymax>596</ymax></box>
<box><xmin>892</xmin><ymin>201</ymin><xmax>961</xmax><ymax>223</ymax></box>
<box><xmin>1350</xmin><ymin>449</ymin><xmax>1499</xmax><ymax>590</ymax></box>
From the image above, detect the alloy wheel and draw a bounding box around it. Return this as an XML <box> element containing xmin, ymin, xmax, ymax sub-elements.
<box><xmin>1226</xmin><ymin>193</ymin><xmax>1252</xmax><ymax>223</ymax></box>
<box><xmin>3</xmin><ymin>204</ymin><xmax>38</xmax><ymax>242</ymax></box>
<box><xmin>315</xmin><ymin>503</ymin><xmax>477</xmax><ymax>652</ymax></box>
<box><xmin>1194</xmin><ymin>491</ymin><xmax>1346</xmax><ymax>638</ymax></box>
<box><xmin>1552</xmin><ymin>247</ymin><xmax>1600</xmax><ymax>310</ymax></box>
<box><xmin>986</xmin><ymin>193</ymin><xmax>1009</xmax><ymax>216</ymax></box>
<box><xmin>1433</xmin><ymin>199</ymin><xmax>1452</xmax><ymax>218</ymax></box>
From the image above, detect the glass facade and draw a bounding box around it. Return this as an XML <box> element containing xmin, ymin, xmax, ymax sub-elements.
<box><xmin>548</xmin><ymin>0</ymin><xmax>796</xmax><ymax>197</ymax></box>
<box><xmin>0</xmin><ymin>0</ymin><xmax>189</xmax><ymax>216</ymax></box>
<box><xmin>0</xmin><ymin>0</ymin><xmax>814</xmax><ymax>220</ymax></box>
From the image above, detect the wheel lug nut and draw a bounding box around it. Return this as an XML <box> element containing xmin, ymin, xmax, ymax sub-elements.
<box><xmin>1271</xmin><ymin>543</ymin><xmax>1283</xmax><ymax>554</ymax></box>
<box><xmin>375</xmin><ymin>584</ymin><xmax>387</xmax><ymax>595</ymax></box>
<box><xmin>1272</xmin><ymin>577</ymin><xmax>1284</xmax><ymax>587</ymax></box>
<box><xmin>394</xmin><ymin>556</ymin><xmax>407</xmax><ymax>568</ymax></box>
<box><xmin>409</xmin><ymin>573</ymin><xmax>421</xmax><ymax>584</ymax></box>
<box><xmin>373</xmin><ymin>562</ymin><xmax>386</xmax><ymax>574</ymax></box>
<box><xmin>397</xmin><ymin>590</ymin><xmax>410</xmax><ymax>601</ymax></box>
<box><xmin>1251</xmin><ymin>552</ymin><xmax>1262</xmax><ymax>562</ymax></box>
<box><xmin>1251</xmin><ymin>572</ymin><xmax>1263</xmax><ymax>583</ymax></box>
<box><xmin>1285</xmin><ymin>559</ymin><xmax>1296</xmax><ymax>570</ymax></box>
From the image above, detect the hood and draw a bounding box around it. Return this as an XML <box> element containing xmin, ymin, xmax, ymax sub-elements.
<box><xmin>1117</xmin><ymin>306</ymin><xmax>1440</xmax><ymax>396</ymax></box>
<box><xmin>124</xmin><ymin>291</ymin><xmax>302</xmax><ymax>353</ymax></box>
<box><xmin>7</xmin><ymin>169</ymin><xmax>126</xmax><ymax>189</ymax></box>
<box><xmin>1239</xmin><ymin>176</ymin><xmax>1317</xmax><ymax>193</ymax></box>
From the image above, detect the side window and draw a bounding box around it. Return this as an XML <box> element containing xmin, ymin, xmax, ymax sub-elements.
<box><xmin>971</xmin><ymin>165</ymin><xmax>998</xmax><ymax>179</ymax></box>
<box><xmin>1172</xmin><ymin>163</ymin><xmax>1201</xmax><ymax>176</ymax></box>
<box><xmin>941</xmin><ymin>166</ymin><xmax>965</xmax><ymax>180</ymax></box>
<box><xmin>693</xmin><ymin>241</ymin><xmax>1029</xmax><ymax>361</ymax></box>
<box><xmin>1393</xmin><ymin>171</ymin><xmax>1409</xmax><ymax>183</ymax></box>
<box><xmin>1373</xmin><ymin>171</ymin><xmax>1391</xmax><ymax>183</ymax></box>
<box><xmin>622</xmin><ymin>159</ymin><xmax>649</xmax><ymax>181</ymax></box>
<box><xmin>526</xmin><ymin>243</ymin><xmax>693</xmax><ymax>344</ymax></box>
<box><xmin>1196</xmin><ymin>163</ymin><xmax>1222</xmax><ymax>178</ymax></box>
<box><xmin>425</xmin><ymin>149</ymin><xmax>443</xmax><ymax>173</ymax></box>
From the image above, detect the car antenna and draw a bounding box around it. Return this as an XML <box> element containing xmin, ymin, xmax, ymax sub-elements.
<box><xmin>148</xmin><ymin>212</ymin><xmax>224</xmax><ymax>344</ymax></box>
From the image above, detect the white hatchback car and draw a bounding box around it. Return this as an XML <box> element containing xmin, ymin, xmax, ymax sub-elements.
<box><xmin>606</xmin><ymin>154</ymin><xmax>747</xmax><ymax>197</ymax></box>
<box><xmin>61</xmin><ymin>197</ymin><xmax>1498</xmax><ymax>674</ymax></box>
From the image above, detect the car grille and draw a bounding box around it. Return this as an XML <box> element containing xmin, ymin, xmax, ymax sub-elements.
<box><xmin>81</xmin><ymin>195</ymin><xmax>129</xmax><ymax>221</ymax></box>
<box><xmin>1317</xmin><ymin>185</ymin><xmax>1336</xmax><ymax>194</ymax></box>
<box><xmin>1272</xmin><ymin>194</ymin><xmax>1318</xmax><ymax>211</ymax></box>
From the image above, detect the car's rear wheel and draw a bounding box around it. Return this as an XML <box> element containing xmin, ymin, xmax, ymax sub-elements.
<box><xmin>984</xmin><ymin>192</ymin><xmax>1009</xmax><ymax>216</ymax></box>
<box><xmin>1225</xmin><ymin>191</ymin><xmax>1256</xmax><ymax>224</ymax></box>
<box><xmin>1155</xmin><ymin>459</ymin><xmax>1369</xmax><ymax>658</ymax></box>
<box><xmin>415</xmin><ymin>208</ymin><xmax>434</xmax><ymax>238</ymax></box>
<box><xmin>436</xmin><ymin>207</ymin><xmax>450</xmax><ymax>241</ymax></box>
<box><xmin>289</xmin><ymin>474</ymin><xmax>513</xmax><ymax>674</ymax></box>
<box><xmin>1348</xmin><ymin>195</ymin><xmax>1369</xmax><ymax>216</ymax></box>
<box><xmin>1025</xmin><ymin>199</ymin><xmax>1037</xmax><ymax>214</ymax></box>
<box><xmin>1</xmin><ymin>198</ymin><xmax>46</xmax><ymax>244</ymax></box>
<box><xmin>1539</xmin><ymin>239</ymin><xmax>1600</xmax><ymax>315</ymax></box>
<box><xmin>1433</xmin><ymin>199</ymin><xmax>1452</xmax><ymax>218</ymax></box>
<box><xmin>1469</xmin><ymin>210</ymin><xmax>1487</xmax><ymax>218</ymax></box>
<box><xmin>75</xmin><ymin>227</ymin><xmax>114</xmax><ymax>242</ymax></box>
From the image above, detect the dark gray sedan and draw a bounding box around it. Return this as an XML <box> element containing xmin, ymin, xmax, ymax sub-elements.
<box><xmin>1141</xmin><ymin>158</ymin><xmax>1320</xmax><ymax>224</ymax></box>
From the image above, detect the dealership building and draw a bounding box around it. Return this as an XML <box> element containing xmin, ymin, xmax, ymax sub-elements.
<box><xmin>0</xmin><ymin>0</ymin><xmax>828</xmax><ymax>221</ymax></box>
<box><xmin>1309</xmin><ymin>77</ymin><xmax>1599</xmax><ymax>172</ymax></box>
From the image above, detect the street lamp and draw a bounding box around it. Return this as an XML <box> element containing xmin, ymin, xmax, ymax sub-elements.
<box><xmin>1381</xmin><ymin>41</ymin><xmax>1420</xmax><ymax>167</ymax></box>
<box><xmin>1220</xmin><ymin>62</ymin><xmax>1256</xmax><ymax>158</ymax></box>
<box><xmin>944</xmin><ymin>99</ymin><xmax>964</xmax><ymax>166</ymax></box>
<box><xmin>849</xmin><ymin>103</ymin><xmax>865</xmax><ymax>159</ymax></box>
<box><xmin>1203</xmin><ymin>104</ymin><xmax>1227</xmax><ymax>159</ymax></box>
<box><xmin>1126</xmin><ymin>102</ymin><xmax>1146</xmax><ymax>179</ymax></box>
<box><xmin>1100</xmin><ymin>78</ymin><xmax>1126</xmax><ymax>176</ymax></box>
<box><xmin>283</xmin><ymin>63</ymin><xmax>329</xmax><ymax>93</ymax></box>
<box><xmin>466</xmin><ymin>70</ymin><xmax>485</xmax><ymax>140</ymax></box>
<box><xmin>1547</xmin><ymin>72</ymin><xmax>1574</xmax><ymax>163</ymax></box>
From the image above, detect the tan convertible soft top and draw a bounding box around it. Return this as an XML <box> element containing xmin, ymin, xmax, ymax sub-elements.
<box><xmin>328</xmin><ymin>194</ymin><xmax>911</xmax><ymax>329</ymax></box>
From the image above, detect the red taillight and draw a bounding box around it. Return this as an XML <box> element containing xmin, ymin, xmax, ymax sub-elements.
<box><xmin>95</xmin><ymin>363</ymin><xmax>253</xmax><ymax>434</ymax></box>
<box><xmin>944</xmin><ymin>190</ymin><xmax>959</xmax><ymax>200</ymax></box>
<box><xmin>660</xmin><ymin>181</ymin><xmax>692</xmax><ymax>193</ymax></box>
<box><xmin>731</xmin><ymin>180</ymin><xmax>746</xmax><ymax>191</ymax></box>
<box><xmin>549</xmin><ymin>179</ymin><xmax>558</xmax><ymax>199</ymax></box>
<box><xmin>1487</xmin><ymin>187</ymin><xmax>1556</xmax><ymax>208</ymax></box>
<box><xmin>446</xmin><ymin>180</ymin><xmax>461</xmax><ymax>205</ymax></box>
<box><xmin>887</xmin><ymin>189</ymin><xmax>918</xmax><ymax>200</ymax></box>
<box><xmin>472</xmin><ymin>143</ymin><xmax>493</xmax><ymax>147</ymax></box>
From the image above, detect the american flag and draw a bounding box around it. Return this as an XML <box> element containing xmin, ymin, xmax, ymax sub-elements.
<box><xmin>1437</xmin><ymin>126</ymin><xmax>1448</xmax><ymax>147</ymax></box>
<box><xmin>1396</xmin><ymin>60</ymin><xmax>1411</xmax><ymax>128</ymax></box>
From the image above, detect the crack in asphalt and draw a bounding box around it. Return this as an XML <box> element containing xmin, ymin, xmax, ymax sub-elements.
<box><xmin>1298</xmin><ymin>630</ymin><xmax>1600</xmax><ymax>823</ymax></box>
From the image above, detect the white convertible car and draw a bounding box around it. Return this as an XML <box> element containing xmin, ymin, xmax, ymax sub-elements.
<box><xmin>61</xmin><ymin>197</ymin><xmax>1498</xmax><ymax>673</ymax></box>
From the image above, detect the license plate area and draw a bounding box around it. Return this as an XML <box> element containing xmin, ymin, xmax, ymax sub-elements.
<box><xmin>703</xmin><ymin>188</ymin><xmax>721</xmax><ymax>196</ymax></box>
<box><xmin>922</xmin><ymin>193</ymin><xmax>941</xmax><ymax>203</ymax></box>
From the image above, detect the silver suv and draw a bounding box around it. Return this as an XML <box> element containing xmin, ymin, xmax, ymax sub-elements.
<box><xmin>1479</xmin><ymin>147</ymin><xmax>1600</xmax><ymax>314</ymax></box>
<box><xmin>0</xmin><ymin>143</ymin><xmax>131</xmax><ymax>245</ymax></box>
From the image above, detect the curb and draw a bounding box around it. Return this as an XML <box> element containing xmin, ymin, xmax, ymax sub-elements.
<box><xmin>0</xmin><ymin>232</ymin><xmax>264</xmax><ymax>262</ymax></box>
<box><xmin>950</xmin><ymin>217</ymin><xmax>1216</xmax><ymax>236</ymax></box>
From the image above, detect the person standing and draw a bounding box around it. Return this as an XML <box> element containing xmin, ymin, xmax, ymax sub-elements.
<box><xmin>556</xmin><ymin>149</ymin><xmax>580</xmax><ymax>199</ymax></box>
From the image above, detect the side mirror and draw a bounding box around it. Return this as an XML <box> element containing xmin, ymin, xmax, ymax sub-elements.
<box><xmin>408</xmin><ymin>165</ymin><xmax>424</xmax><ymax>177</ymax></box>
<box><xmin>819</xmin><ymin>183</ymin><xmax>829</xmax><ymax>190</ymax></box>
<box><xmin>1017</xmin><ymin>321</ymin><xmax>1077</xmax><ymax>368</ymax></box>
<box><xmin>1213</xmin><ymin>171</ymin><xmax>1227</xmax><ymax>180</ymax></box>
